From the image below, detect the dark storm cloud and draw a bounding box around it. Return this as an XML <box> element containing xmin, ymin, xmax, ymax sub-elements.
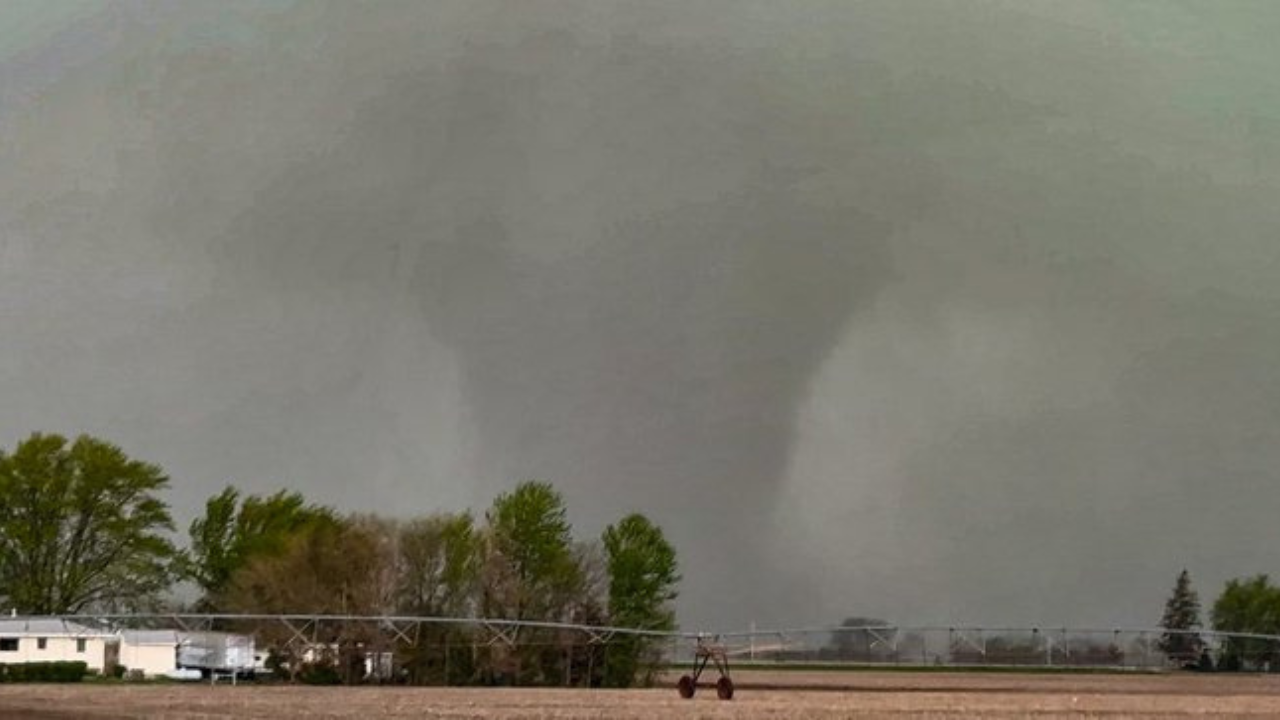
<box><xmin>139</xmin><ymin>10</ymin><xmax>909</xmax><ymax>619</ymax></box>
<box><xmin>3</xmin><ymin>1</ymin><xmax>1280</xmax><ymax>628</ymax></box>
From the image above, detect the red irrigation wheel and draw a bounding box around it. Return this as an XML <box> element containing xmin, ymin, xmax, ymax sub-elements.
<box><xmin>677</xmin><ymin>674</ymin><xmax>696</xmax><ymax>699</ymax></box>
<box><xmin>716</xmin><ymin>676</ymin><xmax>735</xmax><ymax>700</ymax></box>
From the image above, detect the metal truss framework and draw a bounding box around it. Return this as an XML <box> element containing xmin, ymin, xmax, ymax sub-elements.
<box><xmin>63</xmin><ymin>614</ymin><xmax>671</xmax><ymax>654</ymax></box>
<box><xmin>715</xmin><ymin>625</ymin><xmax>1280</xmax><ymax>669</ymax></box>
<box><xmin>49</xmin><ymin>615</ymin><xmax>1280</xmax><ymax>669</ymax></box>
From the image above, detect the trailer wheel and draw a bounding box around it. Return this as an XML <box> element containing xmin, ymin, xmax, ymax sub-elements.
<box><xmin>677</xmin><ymin>674</ymin><xmax>696</xmax><ymax>699</ymax></box>
<box><xmin>716</xmin><ymin>676</ymin><xmax>734</xmax><ymax>700</ymax></box>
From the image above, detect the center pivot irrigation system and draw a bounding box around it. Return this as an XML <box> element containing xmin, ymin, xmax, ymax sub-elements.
<box><xmin>677</xmin><ymin>634</ymin><xmax>734</xmax><ymax>700</ymax></box>
<box><xmin>61</xmin><ymin>614</ymin><xmax>1280</xmax><ymax>701</ymax></box>
<box><xmin>70</xmin><ymin>613</ymin><xmax>738</xmax><ymax>699</ymax></box>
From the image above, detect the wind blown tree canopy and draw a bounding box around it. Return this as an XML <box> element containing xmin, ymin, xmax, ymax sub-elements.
<box><xmin>185</xmin><ymin>485</ymin><xmax>338</xmax><ymax>609</ymax></box>
<box><xmin>0</xmin><ymin>431</ymin><xmax>692</xmax><ymax>687</ymax></box>
<box><xmin>0</xmin><ymin>433</ymin><xmax>176</xmax><ymax>613</ymax></box>
<box><xmin>222</xmin><ymin>515</ymin><xmax>397</xmax><ymax>684</ymax></box>
<box><xmin>223</xmin><ymin>516</ymin><xmax>392</xmax><ymax>616</ymax></box>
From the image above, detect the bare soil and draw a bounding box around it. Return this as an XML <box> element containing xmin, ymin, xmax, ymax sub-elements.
<box><xmin>1</xmin><ymin>670</ymin><xmax>1278</xmax><ymax>718</ymax></box>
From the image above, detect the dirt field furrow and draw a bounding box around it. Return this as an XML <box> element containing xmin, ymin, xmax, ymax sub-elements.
<box><xmin>1</xmin><ymin>671</ymin><xmax>1278</xmax><ymax>719</ymax></box>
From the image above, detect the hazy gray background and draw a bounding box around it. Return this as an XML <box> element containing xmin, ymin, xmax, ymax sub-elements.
<box><xmin>2</xmin><ymin>1</ymin><xmax>1278</xmax><ymax>630</ymax></box>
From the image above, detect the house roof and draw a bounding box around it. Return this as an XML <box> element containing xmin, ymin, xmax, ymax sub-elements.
<box><xmin>0</xmin><ymin>617</ymin><xmax>114</xmax><ymax>637</ymax></box>
<box><xmin>119</xmin><ymin>630</ymin><xmax>181</xmax><ymax>645</ymax></box>
<box><xmin>0</xmin><ymin>619</ymin><xmax>254</xmax><ymax>645</ymax></box>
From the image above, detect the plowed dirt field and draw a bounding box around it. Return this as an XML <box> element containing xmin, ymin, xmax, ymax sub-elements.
<box><xmin>2</xmin><ymin>670</ymin><xmax>1278</xmax><ymax>718</ymax></box>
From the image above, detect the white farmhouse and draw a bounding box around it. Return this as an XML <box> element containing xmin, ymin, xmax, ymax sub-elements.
<box><xmin>0</xmin><ymin>618</ymin><xmax>117</xmax><ymax>672</ymax></box>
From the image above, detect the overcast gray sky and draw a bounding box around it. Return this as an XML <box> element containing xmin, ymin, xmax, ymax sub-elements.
<box><xmin>2</xmin><ymin>1</ymin><xmax>1279</xmax><ymax>630</ymax></box>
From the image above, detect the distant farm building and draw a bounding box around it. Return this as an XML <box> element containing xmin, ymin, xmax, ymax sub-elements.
<box><xmin>0</xmin><ymin>618</ymin><xmax>255</xmax><ymax>679</ymax></box>
<box><xmin>117</xmin><ymin>630</ymin><xmax>181</xmax><ymax>677</ymax></box>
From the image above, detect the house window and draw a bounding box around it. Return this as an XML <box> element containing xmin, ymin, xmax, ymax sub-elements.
<box><xmin>0</xmin><ymin>638</ymin><xmax>17</xmax><ymax>652</ymax></box>
<box><xmin>76</xmin><ymin>638</ymin><xmax>86</xmax><ymax>653</ymax></box>
<box><xmin>37</xmin><ymin>637</ymin><xmax>47</xmax><ymax>650</ymax></box>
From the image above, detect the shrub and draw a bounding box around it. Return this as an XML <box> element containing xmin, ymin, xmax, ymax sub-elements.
<box><xmin>299</xmin><ymin>661</ymin><xmax>341</xmax><ymax>685</ymax></box>
<box><xmin>0</xmin><ymin>661</ymin><xmax>88</xmax><ymax>683</ymax></box>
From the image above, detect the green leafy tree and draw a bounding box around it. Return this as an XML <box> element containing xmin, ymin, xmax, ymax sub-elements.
<box><xmin>480</xmin><ymin>481</ymin><xmax>582</xmax><ymax>685</ymax></box>
<box><xmin>601</xmin><ymin>513</ymin><xmax>679</xmax><ymax>687</ymax></box>
<box><xmin>1158</xmin><ymin>569</ymin><xmax>1204</xmax><ymax>662</ymax></box>
<box><xmin>482</xmin><ymin>481</ymin><xmax>580</xmax><ymax>623</ymax></box>
<box><xmin>1212</xmin><ymin>574</ymin><xmax>1280</xmax><ymax>671</ymax></box>
<box><xmin>0</xmin><ymin>433</ymin><xmax>177</xmax><ymax>613</ymax></box>
<box><xmin>185</xmin><ymin>485</ymin><xmax>337</xmax><ymax>609</ymax></box>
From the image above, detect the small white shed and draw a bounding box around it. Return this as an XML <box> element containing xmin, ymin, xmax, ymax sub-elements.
<box><xmin>118</xmin><ymin>630</ymin><xmax>180</xmax><ymax>677</ymax></box>
<box><xmin>0</xmin><ymin>618</ymin><xmax>117</xmax><ymax>672</ymax></box>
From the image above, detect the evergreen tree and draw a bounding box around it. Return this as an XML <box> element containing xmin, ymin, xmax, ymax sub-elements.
<box><xmin>1158</xmin><ymin>569</ymin><xmax>1204</xmax><ymax>662</ymax></box>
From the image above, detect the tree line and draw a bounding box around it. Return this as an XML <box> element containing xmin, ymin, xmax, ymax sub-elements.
<box><xmin>0</xmin><ymin>433</ymin><xmax>679</xmax><ymax>686</ymax></box>
<box><xmin>816</xmin><ymin>574</ymin><xmax>1280</xmax><ymax>671</ymax></box>
<box><xmin>1158</xmin><ymin>569</ymin><xmax>1280</xmax><ymax>671</ymax></box>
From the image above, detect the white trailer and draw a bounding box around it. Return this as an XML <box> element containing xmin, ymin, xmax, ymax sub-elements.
<box><xmin>177</xmin><ymin>632</ymin><xmax>256</xmax><ymax>676</ymax></box>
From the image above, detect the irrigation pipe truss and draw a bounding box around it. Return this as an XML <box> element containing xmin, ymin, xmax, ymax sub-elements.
<box><xmin>46</xmin><ymin>614</ymin><xmax>1280</xmax><ymax>646</ymax></box>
